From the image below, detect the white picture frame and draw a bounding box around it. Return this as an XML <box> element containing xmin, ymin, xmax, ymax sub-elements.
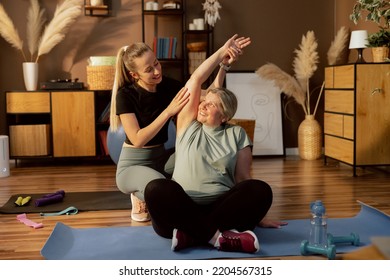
<box><xmin>226</xmin><ymin>72</ymin><xmax>284</xmax><ymax>156</ymax></box>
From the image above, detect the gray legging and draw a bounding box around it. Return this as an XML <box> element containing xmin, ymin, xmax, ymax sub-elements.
<box><xmin>116</xmin><ymin>145</ymin><xmax>174</xmax><ymax>200</ymax></box>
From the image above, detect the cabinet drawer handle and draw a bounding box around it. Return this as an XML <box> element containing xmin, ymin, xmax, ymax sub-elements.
<box><xmin>371</xmin><ymin>88</ymin><xmax>382</xmax><ymax>95</ymax></box>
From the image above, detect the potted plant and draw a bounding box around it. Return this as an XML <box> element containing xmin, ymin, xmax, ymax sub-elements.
<box><xmin>366</xmin><ymin>27</ymin><xmax>390</xmax><ymax>46</ymax></box>
<box><xmin>365</xmin><ymin>27</ymin><xmax>390</xmax><ymax>61</ymax></box>
<box><xmin>350</xmin><ymin>0</ymin><xmax>390</xmax><ymax>28</ymax></box>
<box><xmin>350</xmin><ymin>0</ymin><xmax>390</xmax><ymax>62</ymax></box>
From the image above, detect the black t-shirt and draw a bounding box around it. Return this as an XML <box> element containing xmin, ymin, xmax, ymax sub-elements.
<box><xmin>116</xmin><ymin>76</ymin><xmax>183</xmax><ymax>146</ymax></box>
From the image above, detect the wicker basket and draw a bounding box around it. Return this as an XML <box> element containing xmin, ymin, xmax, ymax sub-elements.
<box><xmin>86</xmin><ymin>65</ymin><xmax>115</xmax><ymax>90</ymax></box>
<box><xmin>371</xmin><ymin>46</ymin><xmax>389</xmax><ymax>63</ymax></box>
<box><xmin>298</xmin><ymin>115</ymin><xmax>322</xmax><ymax>160</ymax></box>
<box><xmin>228</xmin><ymin>119</ymin><xmax>256</xmax><ymax>143</ymax></box>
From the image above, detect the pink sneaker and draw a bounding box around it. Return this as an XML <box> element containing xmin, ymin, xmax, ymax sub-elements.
<box><xmin>218</xmin><ymin>230</ymin><xmax>259</xmax><ymax>253</ymax></box>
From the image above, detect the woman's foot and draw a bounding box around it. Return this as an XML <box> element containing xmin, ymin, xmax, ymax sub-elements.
<box><xmin>130</xmin><ymin>193</ymin><xmax>151</xmax><ymax>222</ymax></box>
<box><xmin>215</xmin><ymin>229</ymin><xmax>259</xmax><ymax>253</ymax></box>
<box><xmin>171</xmin><ymin>228</ymin><xmax>195</xmax><ymax>251</ymax></box>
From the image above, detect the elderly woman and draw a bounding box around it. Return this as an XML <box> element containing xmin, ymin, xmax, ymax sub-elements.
<box><xmin>145</xmin><ymin>34</ymin><xmax>286</xmax><ymax>254</ymax></box>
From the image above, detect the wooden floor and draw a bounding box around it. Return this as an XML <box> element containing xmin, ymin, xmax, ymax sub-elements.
<box><xmin>0</xmin><ymin>155</ymin><xmax>389</xmax><ymax>260</ymax></box>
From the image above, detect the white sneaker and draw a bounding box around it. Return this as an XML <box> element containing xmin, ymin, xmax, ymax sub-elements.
<box><xmin>130</xmin><ymin>193</ymin><xmax>151</xmax><ymax>222</ymax></box>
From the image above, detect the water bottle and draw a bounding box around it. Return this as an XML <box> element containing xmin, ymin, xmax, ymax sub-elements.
<box><xmin>309</xmin><ymin>200</ymin><xmax>328</xmax><ymax>247</ymax></box>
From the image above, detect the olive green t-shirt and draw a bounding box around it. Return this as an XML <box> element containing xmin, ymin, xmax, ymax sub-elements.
<box><xmin>172</xmin><ymin>121</ymin><xmax>252</xmax><ymax>204</ymax></box>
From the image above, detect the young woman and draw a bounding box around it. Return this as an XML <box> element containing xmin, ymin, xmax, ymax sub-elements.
<box><xmin>109</xmin><ymin>43</ymin><xmax>189</xmax><ymax>222</ymax></box>
<box><xmin>144</xmin><ymin>35</ymin><xmax>287</xmax><ymax>253</ymax></box>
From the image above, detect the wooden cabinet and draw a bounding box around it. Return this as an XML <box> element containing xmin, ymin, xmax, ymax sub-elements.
<box><xmin>324</xmin><ymin>64</ymin><xmax>390</xmax><ymax>176</ymax></box>
<box><xmin>5</xmin><ymin>91</ymin><xmax>101</xmax><ymax>161</ymax></box>
<box><xmin>51</xmin><ymin>91</ymin><xmax>96</xmax><ymax>157</ymax></box>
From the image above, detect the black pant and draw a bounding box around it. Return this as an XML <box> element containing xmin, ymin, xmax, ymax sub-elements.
<box><xmin>144</xmin><ymin>178</ymin><xmax>273</xmax><ymax>245</ymax></box>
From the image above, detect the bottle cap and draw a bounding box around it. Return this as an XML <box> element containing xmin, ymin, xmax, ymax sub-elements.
<box><xmin>310</xmin><ymin>200</ymin><xmax>326</xmax><ymax>216</ymax></box>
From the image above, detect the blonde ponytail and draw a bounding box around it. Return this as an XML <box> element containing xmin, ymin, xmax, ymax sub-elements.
<box><xmin>109</xmin><ymin>43</ymin><xmax>153</xmax><ymax>131</ymax></box>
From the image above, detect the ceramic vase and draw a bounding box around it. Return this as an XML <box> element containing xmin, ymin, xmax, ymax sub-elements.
<box><xmin>22</xmin><ymin>62</ymin><xmax>39</xmax><ymax>91</ymax></box>
<box><xmin>298</xmin><ymin>115</ymin><xmax>322</xmax><ymax>160</ymax></box>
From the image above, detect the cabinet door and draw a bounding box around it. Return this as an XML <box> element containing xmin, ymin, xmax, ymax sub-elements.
<box><xmin>6</xmin><ymin>91</ymin><xmax>50</xmax><ymax>113</ymax></box>
<box><xmin>51</xmin><ymin>91</ymin><xmax>96</xmax><ymax>157</ymax></box>
<box><xmin>356</xmin><ymin>64</ymin><xmax>390</xmax><ymax>165</ymax></box>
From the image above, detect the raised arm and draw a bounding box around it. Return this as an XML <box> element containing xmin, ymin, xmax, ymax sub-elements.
<box><xmin>209</xmin><ymin>36</ymin><xmax>251</xmax><ymax>89</ymax></box>
<box><xmin>176</xmin><ymin>35</ymin><xmax>251</xmax><ymax>135</ymax></box>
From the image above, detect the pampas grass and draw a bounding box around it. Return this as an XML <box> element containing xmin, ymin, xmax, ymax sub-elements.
<box><xmin>36</xmin><ymin>0</ymin><xmax>82</xmax><ymax>62</ymax></box>
<box><xmin>27</xmin><ymin>0</ymin><xmax>46</xmax><ymax>62</ymax></box>
<box><xmin>256</xmin><ymin>63</ymin><xmax>308</xmax><ymax>115</ymax></box>
<box><xmin>0</xmin><ymin>0</ymin><xmax>82</xmax><ymax>62</ymax></box>
<box><xmin>327</xmin><ymin>26</ymin><xmax>349</xmax><ymax>65</ymax></box>
<box><xmin>256</xmin><ymin>30</ymin><xmax>323</xmax><ymax>117</ymax></box>
<box><xmin>293</xmin><ymin>30</ymin><xmax>319</xmax><ymax>115</ymax></box>
<box><xmin>0</xmin><ymin>4</ymin><xmax>26</xmax><ymax>61</ymax></box>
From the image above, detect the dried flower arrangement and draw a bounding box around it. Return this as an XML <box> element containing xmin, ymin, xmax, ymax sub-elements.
<box><xmin>256</xmin><ymin>31</ymin><xmax>322</xmax><ymax>117</ymax></box>
<box><xmin>256</xmin><ymin>27</ymin><xmax>349</xmax><ymax>118</ymax></box>
<box><xmin>327</xmin><ymin>26</ymin><xmax>349</xmax><ymax>65</ymax></box>
<box><xmin>0</xmin><ymin>0</ymin><xmax>82</xmax><ymax>63</ymax></box>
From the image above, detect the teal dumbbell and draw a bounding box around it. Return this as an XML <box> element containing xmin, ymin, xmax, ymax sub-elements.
<box><xmin>327</xmin><ymin>232</ymin><xmax>360</xmax><ymax>246</ymax></box>
<box><xmin>300</xmin><ymin>240</ymin><xmax>337</xmax><ymax>260</ymax></box>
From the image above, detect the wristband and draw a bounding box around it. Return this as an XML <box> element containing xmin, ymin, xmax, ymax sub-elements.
<box><xmin>219</xmin><ymin>62</ymin><xmax>231</xmax><ymax>72</ymax></box>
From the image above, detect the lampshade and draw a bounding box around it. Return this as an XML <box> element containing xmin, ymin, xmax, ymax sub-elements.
<box><xmin>349</xmin><ymin>30</ymin><xmax>368</xmax><ymax>49</ymax></box>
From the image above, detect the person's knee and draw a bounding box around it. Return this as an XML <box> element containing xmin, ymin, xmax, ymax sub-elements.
<box><xmin>115</xmin><ymin>178</ymin><xmax>130</xmax><ymax>194</ymax></box>
<box><xmin>242</xmin><ymin>179</ymin><xmax>273</xmax><ymax>204</ymax></box>
<box><xmin>145</xmin><ymin>178</ymin><xmax>167</xmax><ymax>195</ymax></box>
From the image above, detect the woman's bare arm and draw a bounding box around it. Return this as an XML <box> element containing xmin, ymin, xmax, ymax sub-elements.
<box><xmin>176</xmin><ymin>35</ymin><xmax>250</xmax><ymax>136</ymax></box>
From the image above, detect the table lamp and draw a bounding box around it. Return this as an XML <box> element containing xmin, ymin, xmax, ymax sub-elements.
<box><xmin>349</xmin><ymin>30</ymin><xmax>368</xmax><ymax>63</ymax></box>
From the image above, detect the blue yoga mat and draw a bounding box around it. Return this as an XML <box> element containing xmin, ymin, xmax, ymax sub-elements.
<box><xmin>41</xmin><ymin>201</ymin><xmax>390</xmax><ymax>260</ymax></box>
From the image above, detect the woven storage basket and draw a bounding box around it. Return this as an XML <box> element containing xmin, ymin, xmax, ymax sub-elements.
<box><xmin>86</xmin><ymin>65</ymin><xmax>115</xmax><ymax>90</ymax></box>
<box><xmin>371</xmin><ymin>47</ymin><xmax>389</xmax><ymax>62</ymax></box>
<box><xmin>298</xmin><ymin>115</ymin><xmax>322</xmax><ymax>160</ymax></box>
<box><xmin>228</xmin><ymin>119</ymin><xmax>256</xmax><ymax>143</ymax></box>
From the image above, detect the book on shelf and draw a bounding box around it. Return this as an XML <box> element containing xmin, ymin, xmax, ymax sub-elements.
<box><xmin>153</xmin><ymin>36</ymin><xmax>177</xmax><ymax>59</ymax></box>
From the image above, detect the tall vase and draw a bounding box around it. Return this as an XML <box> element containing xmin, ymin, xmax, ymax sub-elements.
<box><xmin>22</xmin><ymin>62</ymin><xmax>39</xmax><ymax>91</ymax></box>
<box><xmin>298</xmin><ymin>114</ymin><xmax>322</xmax><ymax>160</ymax></box>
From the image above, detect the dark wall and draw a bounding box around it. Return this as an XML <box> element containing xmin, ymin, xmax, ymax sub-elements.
<box><xmin>1</xmin><ymin>0</ymin><xmax>337</xmax><ymax>149</ymax></box>
<box><xmin>179</xmin><ymin>0</ymin><xmax>336</xmax><ymax>148</ymax></box>
<box><xmin>214</xmin><ymin>0</ymin><xmax>334</xmax><ymax>148</ymax></box>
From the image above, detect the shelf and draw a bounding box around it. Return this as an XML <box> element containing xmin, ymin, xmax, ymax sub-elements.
<box><xmin>141</xmin><ymin>0</ymin><xmax>213</xmax><ymax>83</ymax></box>
<box><xmin>143</xmin><ymin>9</ymin><xmax>184</xmax><ymax>16</ymax></box>
<box><xmin>84</xmin><ymin>0</ymin><xmax>111</xmax><ymax>17</ymax></box>
<box><xmin>158</xmin><ymin>58</ymin><xmax>184</xmax><ymax>63</ymax></box>
<box><xmin>142</xmin><ymin>0</ymin><xmax>186</xmax><ymax>82</ymax></box>
<box><xmin>185</xmin><ymin>29</ymin><xmax>213</xmax><ymax>35</ymax></box>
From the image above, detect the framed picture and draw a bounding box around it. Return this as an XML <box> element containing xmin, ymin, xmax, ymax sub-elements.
<box><xmin>226</xmin><ymin>72</ymin><xmax>284</xmax><ymax>156</ymax></box>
